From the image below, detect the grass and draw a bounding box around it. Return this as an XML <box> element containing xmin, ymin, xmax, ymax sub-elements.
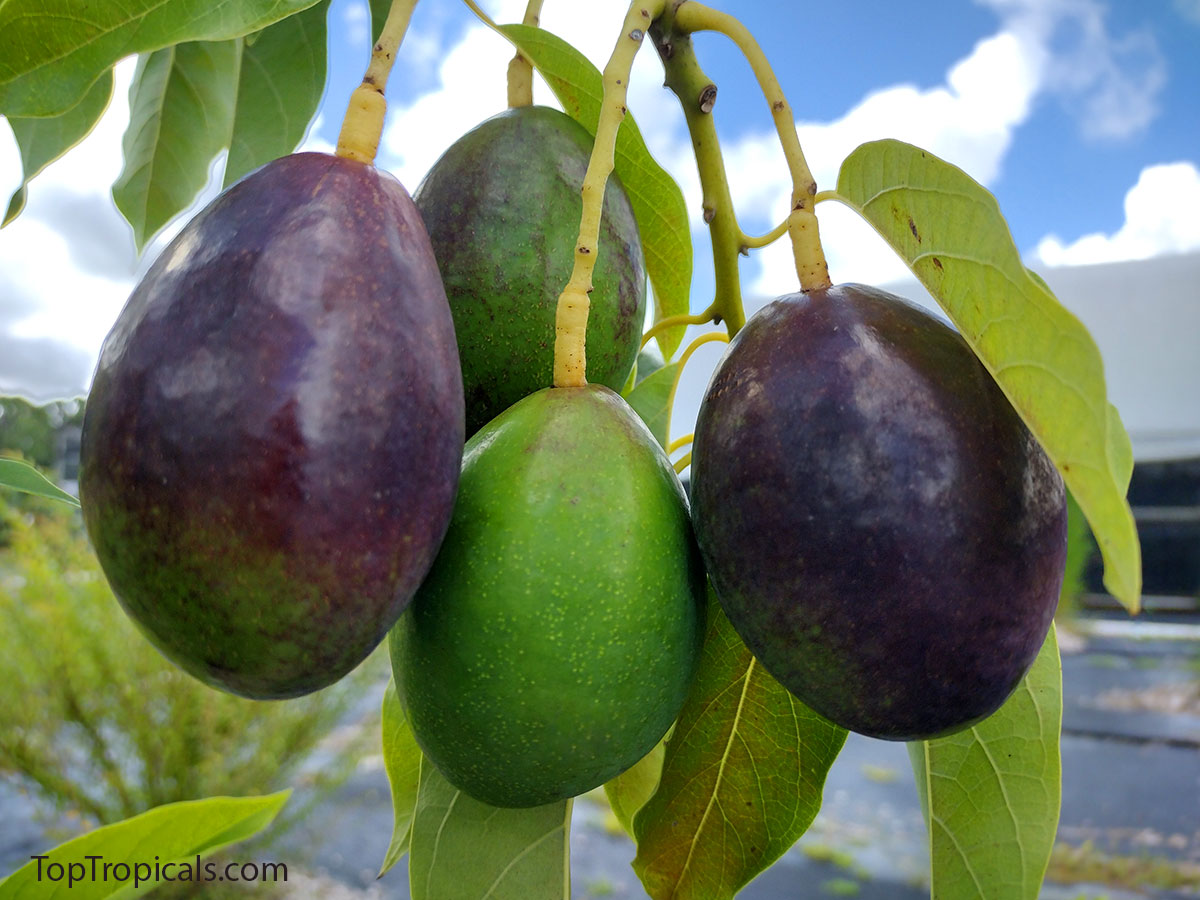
<box><xmin>1048</xmin><ymin>841</ymin><xmax>1200</xmax><ymax>892</ymax></box>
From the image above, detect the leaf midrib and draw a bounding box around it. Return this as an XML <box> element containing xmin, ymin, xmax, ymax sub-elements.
<box><xmin>670</xmin><ymin>657</ymin><xmax>757</xmax><ymax>898</ymax></box>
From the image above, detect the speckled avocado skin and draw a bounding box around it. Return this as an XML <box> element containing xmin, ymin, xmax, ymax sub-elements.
<box><xmin>390</xmin><ymin>385</ymin><xmax>705</xmax><ymax>808</ymax></box>
<box><xmin>691</xmin><ymin>284</ymin><xmax>1067</xmax><ymax>741</ymax></box>
<box><xmin>415</xmin><ymin>106</ymin><xmax>646</xmax><ymax>435</ymax></box>
<box><xmin>79</xmin><ymin>152</ymin><xmax>465</xmax><ymax>700</ymax></box>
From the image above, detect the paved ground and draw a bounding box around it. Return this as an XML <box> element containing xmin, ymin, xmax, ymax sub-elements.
<box><xmin>3</xmin><ymin>614</ymin><xmax>1198</xmax><ymax>898</ymax></box>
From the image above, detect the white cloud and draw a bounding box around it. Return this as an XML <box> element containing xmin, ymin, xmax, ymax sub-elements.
<box><xmin>1035</xmin><ymin>162</ymin><xmax>1200</xmax><ymax>266</ymax></box>
<box><xmin>0</xmin><ymin>59</ymin><xmax>141</xmax><ymax>397</ymax></box>
<box><xmin>741</xmin><ymin>0</ymin><xmax>1167</xmax><ymax>296</ymax></box>
<box><xmin>744</xmin><ymin>29</ymin><xmax>1041</xmax><ymax>295</ymax></box>
<box><xmin>342</xmin><ymin>0</ymin><xmax>370</xmax><ymax>49</ymax></box>
<box><xmin>976</xmin><ymin>0</ymin><xmax>1166</xmax><ymax>140</ymax></box>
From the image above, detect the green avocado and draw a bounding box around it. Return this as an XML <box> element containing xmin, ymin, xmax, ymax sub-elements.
<box><xmin>390</xmin><ymin>385</ymin><xmax>705</xmax><ymax>808</ymax></box>
<box><xmin>415</xmin><ymin>106</ymin><xmax>647</xmax><ymax>435</ymax></box>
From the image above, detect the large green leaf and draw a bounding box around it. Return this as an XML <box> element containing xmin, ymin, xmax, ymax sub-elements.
<box><xmin>379</xmin><ymin>678</ymin><xmax>422</xmax><ymax>877</ymax></box>
<box><xmin>632</xmin><ymin>600</ymin><xmax>847</xmax><ymax>900</ymax></box>
<box><xmin>0</xmin><ymin>791</ymin><xmax>289</xmax><ymax>898</ymax></box>
<box><xmin>113</xmin><ymin>41</ymin><xmax>240</xmax><ymax>249</ymax></box>
<box><xmin>908</xmin><ymin>627</ymin><xmax>1062</xmax><ymax>899</ymax></box>
<box><xmin>604</xmin><ymin>740</ymin><xmax>665</xmax><ymax>838</ymax></box>
<box><xmin>0</xmin><ymin>0</ymin><xmax>320</xmax><ymax>118</ymax></box>
<box><xmin>495</xmin><ymin>23</ymin><xmax>693</xmax><ymax>361</ymax></box>
<box><xmin>625</xmin><ymin>361</ymin><xmax>680</xmax><ymax>449</ymax></box>
<box><xmin>835</xmin><ymin>140</ymin><xmax>1141</xmax><ymax>612</ymax></box>
<box><xmin>0</xmin><ymin>458</ymin><xmax>80</xmax><ymax>507</ymax></box>
<box><xmin>223</xmin><ymin>0</ymin><xmax>330</xmax><ymax>187</ymax></box>
<box><xmin>408</xmin><ymin>761</ymin><xmax>571</xmax><ymax>900</ymax></box>
<box><xmin>3</xmin><ymin>71</ymin><xmax>114</xmax><ymax>227</ymax></box>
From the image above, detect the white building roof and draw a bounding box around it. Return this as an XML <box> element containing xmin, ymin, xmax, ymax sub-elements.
<box><xmin>882</xmin><ymin>250</ymin><xmax>1200</xmax><ymax>462</ymax></box>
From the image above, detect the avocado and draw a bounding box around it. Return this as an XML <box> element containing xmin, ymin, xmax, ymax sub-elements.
<box><xmin>80</xmin><ymin>152</ymin><xmax>464</xmax><ymax>699</ymax></box>
<box><xmin>415</xmin><ymin>106</ymin><xmax>646</xmax><ymax>434</ymax></box>
<box><xmin>691</xmin><ymin>283</ymin><xmax>1067</xmax><ymax>740</ymax></box>
<box><xmin>391</xmin><ymin>385</ymin><xmax>704</xmax><ymax>807</ymax></box>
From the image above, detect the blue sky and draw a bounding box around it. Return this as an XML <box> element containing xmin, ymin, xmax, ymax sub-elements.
<box><xmin>1</xmin><ymin>0</ymin><xmax>1198</xmax><ymax>429</ymax></box>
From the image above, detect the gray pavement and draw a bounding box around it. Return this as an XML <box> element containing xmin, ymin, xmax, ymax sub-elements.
<box><xmin>3</xmin><ymin>615</ymin><xmax>1198</xmax><ymax>898</ymax></box>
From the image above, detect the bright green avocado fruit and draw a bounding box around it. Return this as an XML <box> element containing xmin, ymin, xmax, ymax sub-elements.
<box><xmin>415</xmin><ymin>106</ymin><xmax>647</xmax><ymax>435</ymax></box>
<box><xmin>390</xmin><ymin>384</ymin><xmax>705</xmax><ymax>808</ymax></box>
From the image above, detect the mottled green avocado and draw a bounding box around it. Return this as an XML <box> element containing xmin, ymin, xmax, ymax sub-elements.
<box><xmin>691</xmin><ymin>283</ymin><xmax>1067</xmax><ymax>741</ymax></box>
<box><xmin>79</xmin><ymin>152</ymin><xmax>465</xmax><ymax>700</ymax></box>
<box><xmin>390</xmin><ymin>385</ymin><xmax>705</xmax><ymax>808</ymax></box>
<box><xmin>415</xmin><ymin>106</ymin><xmax>646</xmax><ymax>435</ymax></box>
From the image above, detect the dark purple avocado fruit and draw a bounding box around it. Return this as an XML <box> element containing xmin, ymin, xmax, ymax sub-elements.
<box><xmin>79</xmin><ymin>152</ymin><xmax>465</xmax><ymax>699</ymax></box>
<box><xmin>691</xmin><ymin>283</ymin><xmax>1067</xmax><ymax>740</ymax></box>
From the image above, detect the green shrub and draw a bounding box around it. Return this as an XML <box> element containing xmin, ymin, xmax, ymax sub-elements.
<box><xmin>0</xmin><ymin>496</ymin><xmax>384</xmax><ymax>836</ymax></box>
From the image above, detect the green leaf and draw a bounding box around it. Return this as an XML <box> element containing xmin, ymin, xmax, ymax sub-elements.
<box><xmin>223</xmin><ymin>0</ymin><xmax>330</xmax><ymax>188</ymax></box>
<box><xmin>496</xmin><ymin>23</ymin><xmax>693</xmax><ymax>360</ymax></box>
<box><xmin>835</xmin><ymin>140</ymin><xmax>1141</xmax><ymax>612</ymax></box>
<box><xmin>908</xmin><ymin>627</ymin><xmax>1062</xmax><ymax>899</ymax></box>
<box><xmin>1106</xmin><ymin>402</ymin><xmax>1133</xmax><ymax>494</ymax></box>
<box><xmin>604</xmin><ymin>740</ymin><xmax>665</xmax><ymax>838</ymax></box>
<box><xmin>3</xmin><ymin>71</ymin><xmax>113</xmax><ymax>227</ymax></box>
<box><xmin>0</xmin><ymin>791</ymin><xmax>289</xmax><ymax>898</ymax></box>
<box><xmin>620</xmin><ymin>357</ymin><xmax>639</xmax><ymax>395</ymax></box>
<box><xmin>408</xmin><ymin>760</ymin><xmax>571</xmax><ymax>900</ymax></box>
<box><xmin>0</xmin><ymin>0</ymin><xmax>321</xmax><ymax>118</ymax></box>
<box><xmin>0</xmin><ymin>458</ymin><xmax>79</xmax><ymax>507</ymax></box>
<box><xmin>631</xmin><ymin>600</ymin><xmax>847</xmax><ymax>900</ymax></box>
<box><xmin>369</xmin><ymin>0</ymin><xmax>392</xmax><ymax>43</ymax></box>
<box><xmin>626</xmin><ymin>361</ymin><xmax>680</xmax><ymax>449</ymax></box>
<box><xmin>113</xmin><ymin>41</ymin><xmax>240</xmax><ymax>249</ymax></box>
<box><xmin>379</xmin><ymin>678</ymin><xmax>422</xmax><ymax>878</ymax></box>
<box><xmin>634</xmin><ymin>344</ymin><xmax>665</xmax><ymax>385</ymax></box>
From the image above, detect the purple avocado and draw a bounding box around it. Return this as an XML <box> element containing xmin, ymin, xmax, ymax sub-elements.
<box><xmin>80</xmin><ymin>152</ymin><xmax>465</xmax><ymax>699</ymax></box>
<box><xmin>691</xmin><ymin>283</ymin><xmax>1067</xmax><ymax>740</ymax></box>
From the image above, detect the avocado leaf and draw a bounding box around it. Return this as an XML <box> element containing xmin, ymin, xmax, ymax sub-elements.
<box><xmin>835</xmin><ymin>139</ymin><xmax>1141</xmax><ymax>613</ymax></box>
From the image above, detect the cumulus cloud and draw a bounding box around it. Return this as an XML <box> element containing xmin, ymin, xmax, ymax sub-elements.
<box><xmin>742</xmin><ymin>0</ymin><xmax>1168</xmax><ymax>296</ymax></box>
<box><xmin>1035</xmin><ymin>162</ymin><xmax>1200</xmax><ymax>266</ymax></box>
<box><xmin>978</xmin><ymin>0</ymin><xmax>1166</xmax><ymax>140</ymax></box>
<box><xmin>0</xmin><ymin>59</ymin><xmax>141</xmax><ymax>398</ymax></box>
<box><xmin>745</xmin><ymin>28</ymin><xmax>1043</xmax><ymax>295</ymax></box>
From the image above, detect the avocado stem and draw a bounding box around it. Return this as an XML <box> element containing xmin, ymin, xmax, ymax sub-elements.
<box><xmin>639</xmin><ymin>305</ymin><xmax>716</xmax><ymax>352</ymax></box>
<box><xmin>334</xmin><ymin>0</ymin><xmax>421</xmax><ymax>165</ymax></box>
<box><xmin>667</xmin><ymin>433</ymin><xmax>694</xmax><ymax>454</ymax></box>
<box><xmin>649</xmin><ymin>17</ymin><xmax>746</xmax><ymax>337</ymax></box>
<box><xmin>671</xmin><ymin>1</ymin><xmax>832</xmax><ymax>292</ymax></box>
<box><xmin>552</xmin><ymin>0</ymin><xmax>666</xmax><ymax>388</ymax></box>
<box><xmin>506</xmin><ymin>0</ymin><xmax>544</xmax><ymax>108</ymax></box>
<box><xmin>741</xmin><ymin>217</ymin><xmax>789</xmax><ymax>251</ymax></box>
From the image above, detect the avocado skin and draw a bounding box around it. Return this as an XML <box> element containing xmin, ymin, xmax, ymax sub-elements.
<box><xmin>691</xmin><ymin>284</ymin><xmax>1067</xmax><ymax>741</ymax></box>
<box><xmin>79</xmin><ymin>152</ymin><xmax>464</xmax><ymax>700</ymax></box>
<box><xmin>415</xmin><ymin>106</ymin><xmax>646</xmax><ymax>435</ymax></box>
<box><xmin>391</xmin><ymin>385</ymin><xmax>705</xmax><ymax>808</ymax></box>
